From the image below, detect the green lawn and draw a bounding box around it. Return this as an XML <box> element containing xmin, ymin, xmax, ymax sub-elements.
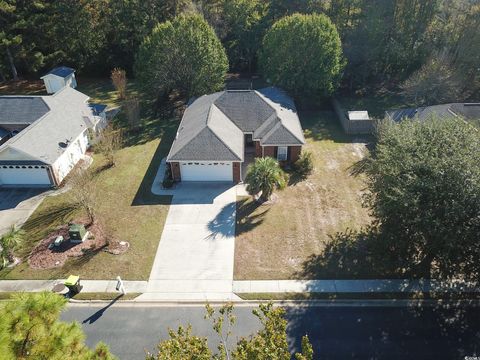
<box><xmin>234</xmin><ymin>111</ymin><xmax>372</xmax><ymax>280</ymax></box>
<box><xmin>76</xmin><ymin>77</ymin><xmax>141</xmax><ymax>108</ymax></box>
<box><xmin>0</xmin><ymin>79</ymin><xmax>178</xmax><ymax>280</ymax></box>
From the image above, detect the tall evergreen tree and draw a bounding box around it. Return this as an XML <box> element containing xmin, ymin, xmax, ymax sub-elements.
<box><xmin>135</xmin><ymin>14</ymin><xmax>228</xmax><ymax>100</ymax></box>
<box><xmin>259</xmin><ymin>13</ymin><xmax>344</xmax><ymax>98</ymax></box>
<box><xmin>222</xmin><ymin>0</ymin><xmax>268</xmax><ymax>72</ymax></box>
<box><xmin>0</xmin><ymin>292</ymin><xmax>115</xmax><ymax>360</ymax></box>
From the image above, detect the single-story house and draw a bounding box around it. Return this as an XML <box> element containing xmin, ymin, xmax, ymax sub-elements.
<box><xmin>0</xmin><ymin>87</ymin><xmax>107</xmax><ymax>187</ymax></box>
<box><xmin>40</xmin><ymin>66</ymin><xmax>77</xmax><ymax>94</ymax></box>
<box><xmin>167</xmin><ymin>87</ymin><xmax>305</xmax><ymax>182</ymax></box>
<box><xmin>386</xmin><ymin>103</ymin><xmax>480</xmax><ymax>123</ymax></box>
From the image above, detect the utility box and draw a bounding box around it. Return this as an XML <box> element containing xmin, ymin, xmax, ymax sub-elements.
<box><xmin>69</xmin><ymin>224</ymin><xmax>87</xmax><ymax>243</ymax></box>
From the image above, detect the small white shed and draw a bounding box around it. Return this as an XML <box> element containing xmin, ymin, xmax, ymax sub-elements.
<box><xmin>41</xmin><ymin>66</ymin><xmax>77</xmax><ymax>94</ymax></box>
<box><xmin>348</xmin><ymin>111</ymin><xmax>370</xmax><ymax>121</ymax></box>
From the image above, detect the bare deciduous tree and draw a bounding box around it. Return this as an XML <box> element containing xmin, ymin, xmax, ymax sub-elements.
<box><xmin>401</xmin><ymin>51</ymin><xmax>463</xmax><ymax>106</ymax></box>
<box><xmin>124</xmin><ymin>96</ymin><xmax>141</xmax><ymax>130</ymax></box>
<box><xmin>69</xmin><ymin>168</ymin><xmax>96</xmax><ymax>224</ymax></box>
<box><xmin>111</xmin><ymin>68</ymin><xmax>127</xmax><ymax>100</ymax></box>
<box><xmin>96</xmin><ymin>125</ymin><xmax>123</xmax><ymax>168</ymax></box>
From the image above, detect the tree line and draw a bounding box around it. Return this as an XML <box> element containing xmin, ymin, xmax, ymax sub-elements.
<box><xmin>1</xmin><ymin>0</ymin><xmax>478</xmax><ymax>101</ymax></box>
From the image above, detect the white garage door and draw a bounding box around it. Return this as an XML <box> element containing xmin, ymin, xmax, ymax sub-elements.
<box><xmin>180</xmin><ymin>162</ymin><xmax>233</xmax><ymax>182</ymax></box>
<box><xmin>0</xmin><ymin>166</ymin><xmax>52</xmax><ymax>187</ymax></box>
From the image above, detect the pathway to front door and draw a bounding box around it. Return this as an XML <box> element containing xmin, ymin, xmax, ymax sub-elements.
<box><xmin>138</xmin><ymin>171</ymin><xmax>239</xmax><ymax>300</ymax></box>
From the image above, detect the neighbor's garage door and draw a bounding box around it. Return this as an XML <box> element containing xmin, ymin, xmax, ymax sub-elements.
<box><xmin>180</xmin><ymin>162</ymin><xmax>233</xmax><ymax>182</ymax></box>
<box><xmin>0</xmin><ymin>165</ymin><xmax>52</xmax><ymax>187</ymax></box>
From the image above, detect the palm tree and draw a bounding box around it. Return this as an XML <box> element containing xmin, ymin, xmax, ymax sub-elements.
<box><xmin>245</xmin><ymin>157</ymin><xmax>287</xmax><ymax>202</ymax></box>
<box><xmin>0</xmin><ymin>225</ymin><xmax>25</xmax><ymax>265</ymax></box>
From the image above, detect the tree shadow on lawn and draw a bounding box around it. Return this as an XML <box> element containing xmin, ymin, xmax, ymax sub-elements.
<box><xmin>130</xmin><ymin>118</ymin><xmax>178</xmax><ymax>206</ymax></box>
<box><xmin>235</xmin><ymin>198</ymin><xmax>269</xmax><ymax>236</ymax></box>
<box><xmin>295</xmin><ymin>229</ymin><xmax>404</xmax><ymax>280</ymax></box>
<box><xmin>18</xmin><ymin>203</ymin><xmax>78</xmax><ymax>260</ymax></box>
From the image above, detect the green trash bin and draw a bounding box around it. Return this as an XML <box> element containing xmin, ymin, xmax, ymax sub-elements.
<box><xmin>64</xmin><ymin>275</ymin><xmax>82</xmax><ymax>294</ymax></box>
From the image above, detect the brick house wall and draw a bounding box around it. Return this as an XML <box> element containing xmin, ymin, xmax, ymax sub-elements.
<box><xmin>170</xmin><ymin>162</ymin><xmax>181</xmax><ymax>181</ymax></box>
<box><xmin>254</xmin><ymin>141</ymin><xmax>262</xmax><ymax>157</ymax></box>
<box><xmin>263</xmin><ymin>146</ymin><xmax>275</xmax><ymax>157</ymax></box>
<box><xmin>232</xmin><ymin>162</ymin><xmax>241</xmax><ymax>183</ymax></box>
<box><xmin>262</xmin><ymin>145</ymin><xmax>301</xmax><ymax>163</ymax></box>
<box><xmin>289</xmin><ymin>146</ymin><xmax>302</xmax><ymax>163</ymax></box>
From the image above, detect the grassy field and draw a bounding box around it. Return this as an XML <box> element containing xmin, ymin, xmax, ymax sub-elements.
<box><xmin>0</xmin><ymin>78</ymin><xmax>178</xmax><ymax>280</ymax></box>
<box><xmin>234</xmin><ymin>111</ymin><xmax>372</xmax><ymax>280</ymax></box>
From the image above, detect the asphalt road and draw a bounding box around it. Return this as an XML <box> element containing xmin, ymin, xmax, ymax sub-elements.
<box><xmin>62</xmin><ymin>301</ymin><xmax>480</xmax><ymax>360</ymax></box>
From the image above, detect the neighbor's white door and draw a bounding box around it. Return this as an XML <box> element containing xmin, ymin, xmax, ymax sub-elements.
<box><xmin>0</xmin><ymin>166</ymin><xmax>51</xmax><ymax>186</ymax></box>
<box><xmin>180</xmin><ymin>162</ymin><xmax>233</xmax><ymax>182</ymax></box>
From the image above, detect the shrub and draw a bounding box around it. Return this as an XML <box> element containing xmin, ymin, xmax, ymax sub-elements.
<box><xmin>294</xmin><ymin>151</ymin><xmax>314</xmax><ymax>178</ymax></box>
<box><xmin>111</xmin><ymin>68</ymin><xmax>127</xmax><ymax>100</ymax></box>
<box><xmin>162</xmin><ymin>166</ymin><xmax>174</xmax><ymax>189</ymax></box>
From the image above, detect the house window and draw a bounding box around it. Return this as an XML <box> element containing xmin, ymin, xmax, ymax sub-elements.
<box><xmin>277</xmin><ymin>146</ymin><xmax>288</xmax><ymax>161</ymax></box>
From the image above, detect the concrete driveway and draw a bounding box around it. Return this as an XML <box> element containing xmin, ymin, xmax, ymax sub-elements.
<box><xmin>0</xmin><ymin>188</ymin><xmax>49</xmax><ymax>236</ymax></box>
<box><xmin>139</xmin><ymin>182</ymin><xmax>238</xmax><ymax>300</ymax></box>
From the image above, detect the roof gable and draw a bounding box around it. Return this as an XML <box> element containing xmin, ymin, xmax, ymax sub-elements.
<box><xmin>261</xmin><ymin>123</ymin><xmax>305</xmax><ymax>145</ymax></box>
<box><xmin>42</xmin><ymin>66</ymin><xmax>75</xmax><ymax>78</ymax></box>
<box><xmin>171</xmin><ymin>127</ymin><xmax>241</xmax><ymax>161</ymax></box>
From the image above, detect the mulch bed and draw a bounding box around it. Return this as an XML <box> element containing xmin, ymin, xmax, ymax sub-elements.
<box><xmin>28</xmin><ymin>219</ymin><xmax>129</xmax><ymax>270</ymax></box>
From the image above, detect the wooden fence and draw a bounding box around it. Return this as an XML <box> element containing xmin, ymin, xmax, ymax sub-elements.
<box><xmin>331</xmin><ymin>98</ymin><xmax>376</xmax><ymax>135</ymax></box>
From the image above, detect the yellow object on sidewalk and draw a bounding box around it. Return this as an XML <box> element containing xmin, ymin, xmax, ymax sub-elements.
<box><xmin>64</xmin><ymin>275</ymin><xmax>80</xmax><ymax>286</ymax></box>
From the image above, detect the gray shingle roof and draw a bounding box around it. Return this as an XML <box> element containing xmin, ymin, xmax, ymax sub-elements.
<box><xmin>214</xmin><ymin>90</ymin><xmax>273</xmax><ymax>132</ymax></box>
<box><xmin>0</xmin><ymin>87</ymin><xmax>93</xmax><ymax>164</ymax></box>
<box><xmin>386</xmin><ymin>103</ymin><xmax>480</xmax><ymax>123</ymax></box>
<box><xmin>0</xmin><ymin>97</ymin><xmax>50</xmax><ymax>125</ymax></box>
<box><xmin>167</xmin><ymin>87</ymin><xmax>305</xmax><ymax>162</ymax></box>
<box><xmin>43</xmin><ymin>66</ymin><xmax>75</xmax><ymax>78</ymax></box>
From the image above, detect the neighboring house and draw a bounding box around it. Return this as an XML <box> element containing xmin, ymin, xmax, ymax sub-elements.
<box><xmin>386</xmin><ymin>103</ymin><xmax>480</xmax><ymax>124</ymax></box>
<box><xmin>41</xmin><ymin>66</ymin><xmax>77</xmax><ymax>94</ymax></box>
<box><xmin>0</xmin><ymin>87</ymin><xmax>107</xmax><ymax>187</ymax></box>
<box><xmin>167</xmin><ymin>87</ymin><xmax>305</xmax><ymax>182</ymax></box>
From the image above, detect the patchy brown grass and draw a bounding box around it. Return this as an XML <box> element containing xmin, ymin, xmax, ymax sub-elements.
<box><xmin>234</xmin><ymin>111</ymin><xmax>372</xmax><ymax>280</ymax></box>
<box><xmin>0</xmin><ymin>79</ymin><xmax>46</xmax><ymax>95</ymax></box>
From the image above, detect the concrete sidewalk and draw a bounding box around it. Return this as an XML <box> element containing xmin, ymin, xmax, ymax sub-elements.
<box><xmin>0</xmin><ymin>280</ymin><xmax>148</xmax><ymax>293</ymax></box>
<box><xmin>233</xmin><ymin>279</ymin><xmax>480</xmax><ymax>294</ymax></box>
<box><xmin>2</xmin><ymin>278</ymin><xmax>478</xmax><ymax>296</ymax></box>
